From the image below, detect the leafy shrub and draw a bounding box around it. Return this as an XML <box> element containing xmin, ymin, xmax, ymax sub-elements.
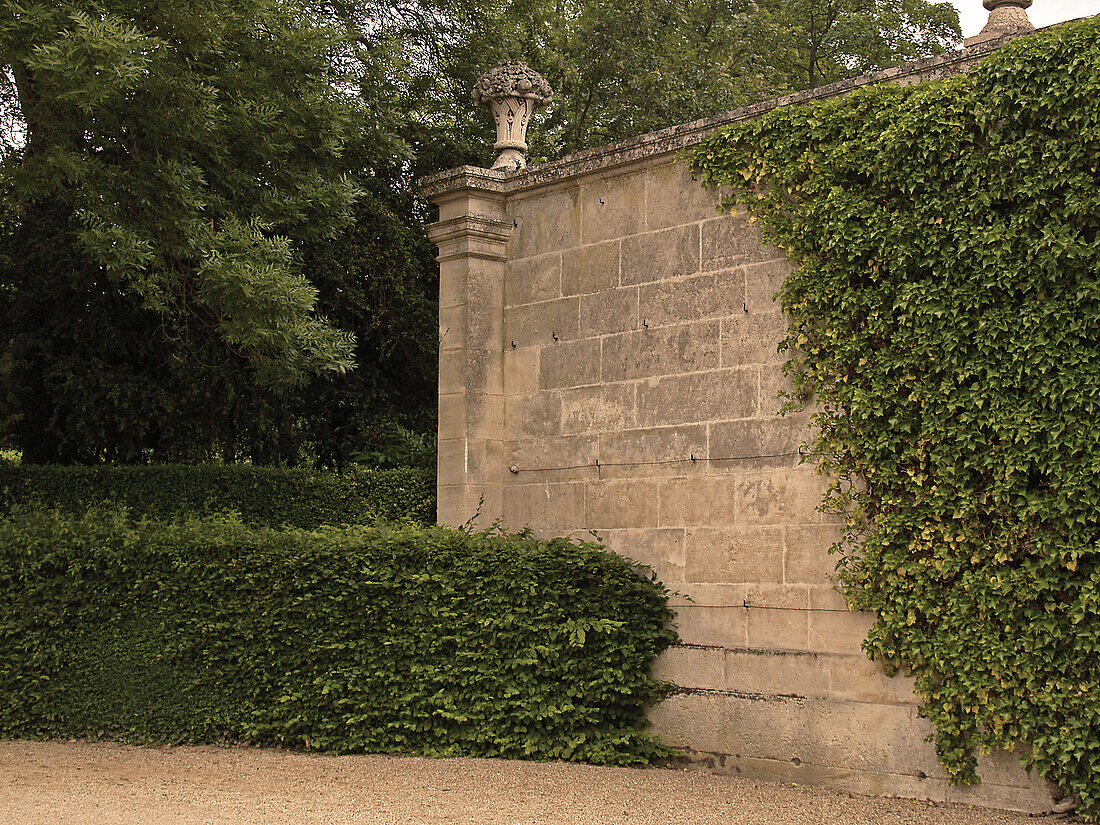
<box><xmin>0</xmin><ymin>463</ymin><xmax>434</xmax><ymax>527</ymax></box>
<box><xmin>0</xmin><ymin>509</ymin><xmax>677</xmax><ymax>764</ymax></box>
<box><xmin>690</xmin><ymin>18</ymin><xmax>1100</xmax><ymax>819</ymax></box>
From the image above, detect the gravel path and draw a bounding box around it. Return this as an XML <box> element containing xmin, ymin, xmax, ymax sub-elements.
<box><xmin>0</xmin><ymin>740</ymin><xmax>1047</xmax><ymax>825</ymax></box>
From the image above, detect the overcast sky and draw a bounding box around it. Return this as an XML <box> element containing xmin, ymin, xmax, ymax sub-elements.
<box><xmin>952</xmin><ymin>0</ymin><xmax>1098</xmax><ymax>37</ymax></box>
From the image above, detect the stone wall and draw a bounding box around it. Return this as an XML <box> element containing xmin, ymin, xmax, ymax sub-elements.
<box><xmin>423</xmin><ymin>34</ymin><xmax>1053</xmax><ymax>812</ymax></box>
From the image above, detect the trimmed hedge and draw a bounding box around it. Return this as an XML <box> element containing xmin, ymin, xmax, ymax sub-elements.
<box><xmin>0</xmin><ymin>510</ymin><xmax>677</xmax><ymax>764</ymax></box>
<box><xmin>0</xmin><ymin>463</ymin><xmax>435</xmax><ymax>527</ymax></box>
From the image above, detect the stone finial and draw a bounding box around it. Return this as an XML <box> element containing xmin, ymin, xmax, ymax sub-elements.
<box><xmin>472</xmin><ymin>61</ymin><xmax>553</xmax><ymax>172</ymax></box>
<box><xmin>964</xmin><ymin>0</ymin><xmax>1035</xmax><ymax>47</ymax></box>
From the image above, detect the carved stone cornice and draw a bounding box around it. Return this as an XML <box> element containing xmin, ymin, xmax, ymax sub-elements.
<box><xmin>426</xmin><ymin>214</ymin><xmax>512</xmax><ymax>262</ymax></box>
<box><xmin>420</xmin><ymin>166</ymin><xmax>509</xmax><ymax>201</ymax></box>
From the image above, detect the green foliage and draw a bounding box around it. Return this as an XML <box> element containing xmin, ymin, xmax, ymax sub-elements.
<box><xmin>0</xmin><ymin>510</ymin><xmax>677</xmax><ymax>763</ymax></box>
<box><xmin>0</xmin><ymin>0</ymin><xmax>370</xmax><ymax>462</ymax></box>
<box><xmin>690</xmin><ymin>19</ymin><xmax>1100</xmax><ymax>819</ymax></box>
<box><xmin>0</xmin><ymin>464</ymin><xmax>435</xmax><ymax>527</ymax></box>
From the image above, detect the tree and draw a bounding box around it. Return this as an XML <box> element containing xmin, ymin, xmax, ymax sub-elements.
<box><xmin>0</xmin><ymin>0</ymin><xmax>361</xmax><ymax>462</ymax></box>
<box><xmin>414</xmin><ymin>0</ymin><xmax>961</xmax><ymax>157</ymax></box>
<box><xmin>756</xmin><ymin>0</ymin><xmax>962</xmax><ymax>89</ymax></box>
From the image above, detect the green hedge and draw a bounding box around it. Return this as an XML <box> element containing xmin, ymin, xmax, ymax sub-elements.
<box><xmin>0</xmin><ymin>463</ymin><xmax>435</xmax><ymax>527</ymax></box>
<box><xmin>0</xmin><ymin>510</ymin><xmax>677</xmax><ymax>764</ymax></box>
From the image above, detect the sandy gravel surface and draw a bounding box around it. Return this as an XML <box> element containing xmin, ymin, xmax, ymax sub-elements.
<box><xmin>0</xmin><ymin>739</ymin><xmax>1046</xmax><ymax>825</ymax></box>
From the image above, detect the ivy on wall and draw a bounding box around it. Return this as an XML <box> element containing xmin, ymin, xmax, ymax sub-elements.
<box><xmin>690</xmin><ymin>19</ymin><xmax>1100</xmax><ymax>818</ymax></box>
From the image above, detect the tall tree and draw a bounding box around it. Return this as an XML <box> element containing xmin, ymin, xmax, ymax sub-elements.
<box><xmin>0</xmin><ymin>0</ymin><xmax>361</xmax><ymax>461</ymax></box>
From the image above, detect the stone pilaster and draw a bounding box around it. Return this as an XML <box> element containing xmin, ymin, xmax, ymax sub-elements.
<box><xmin>424</xmin><ymin>167</ymin><xmax>511</xmax><ymax>527</ymax></box>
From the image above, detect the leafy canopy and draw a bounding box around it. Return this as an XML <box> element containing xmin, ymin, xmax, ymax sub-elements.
<box><xmin>691</xmin><ymin>19</ymin><xmax>1100</xmax><ymax>818</ymax></box>
<box><xmin>1</xmin><ymin>0</ymin><xmax>359</xmax><ymax>384</ymax></box>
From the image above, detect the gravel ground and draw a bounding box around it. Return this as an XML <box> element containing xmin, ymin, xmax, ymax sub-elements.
<box><xmin>0</xmin><ymin>739</ymin><xmax>1050</xmax><ymax>825</ymax></box>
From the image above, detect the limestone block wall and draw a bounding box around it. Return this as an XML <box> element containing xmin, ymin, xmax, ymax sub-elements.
<box><xmin>423</xmin><ymin>35</ymin><xmax>1054</xmax><ymax>813</ymax></box>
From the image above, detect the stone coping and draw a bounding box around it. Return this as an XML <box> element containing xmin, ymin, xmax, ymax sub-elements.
<box><xmin>421</xmin><ymin>21</ymin><xmax>1085</xmax><ymax>200</ymax></box>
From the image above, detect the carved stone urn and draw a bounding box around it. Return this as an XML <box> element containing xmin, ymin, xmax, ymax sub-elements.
<box><xmin>965</xmin><ymin>0</ymin><xmax>1034</xmax><ymax>46</ymax></box>
<box><xmin>471</xmin><ymin>61</ymin><xmax>553</xmax><ymax>172</ymax></box>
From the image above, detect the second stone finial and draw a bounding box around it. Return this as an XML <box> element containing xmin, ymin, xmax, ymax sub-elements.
<box><xmin>472</xmin><ymin>61</ymin><xmax>553</xmax><ymax>172</ymax></box>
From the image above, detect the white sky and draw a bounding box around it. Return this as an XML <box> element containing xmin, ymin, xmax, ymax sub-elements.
<box><xmin>952</xmin><ymin>0</ymin><xmax>1098</xmax><ymax>37</ymax></box>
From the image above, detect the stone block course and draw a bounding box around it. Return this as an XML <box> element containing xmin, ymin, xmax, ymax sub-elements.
<box><xmin>701</xmin><ymin>216</ymin><xmax>777</xmax><ymax>270</ymax></box>
<box><xmin>504</xmin><ymin>297</ymin><xmax>579</xmax><ymax>348</ymax></box>
<box><xmin>596</xmin><ymin>527</ymin><xmax>687</xmax><ymax>581</ymax></box>
<box><xmin>636</xmin><ymin>368</ymin><xmax>757</xmax><ymax>426</ymax></box>
<box><xmin>621</xmin><ymin>224</ymin><xmax>701</xmax><ymax>286</ymax></box>
<box><xmin>598</xmin><ymin>425</ymin><xmax>707</xmax><ymax>479</ymax></box>
<box><xmin>562</xmin><ymin>240</ymin><xmax>620</xmax><ymax>296</ymax></box>
<box><xmin>538</xmin><ymin>337</ymin><xmax>601</xmax><ymax>389</ymax></box>
<box><xmin>720</xmin><ymin>311</ymin><xmax>788</xmax><ymax>367</ymax></box>
<box><xmin>744</xmin><ymin>258</ymin><xmax>796</xmax><ymax>313</ymax></box>
<box><xmin>506</xmin><ymin>251</ymin><xmax>562</xmax><ymax>306</ymax></box>
<box><xmin>637</xmin><ymin>272</ymin><xmax>744</xmax><ymax>328</ymax></box>
<box><xmin>508</xmin><ymin>188</ymin><xmax>580</xmax><ymax>259</ymax></box>
<box><xmin>645</xmin><ymin>160</ymin><xmax>725</xmax><ymax>230</ymax></box>
<box><xmin>601</xmin><ymin>321</ymin><xmax>720</xmax><ymax>382</ymax></box>
<box><xmin>586</xmin><ymin>479</ymin><xmax>659</xmax><ymax>529</ymax></box>
<box><xmin>578</xmin><ymin>287</ymin><xmax>639</xmax><ymax>337</ymax></box>
<box><xmin>559</xmin><ymin>383</ymin><xmax>636</xmax><ymax>434</ymax></box>
<box><xmin>685</xmin><ymin>526</ymin><xmax>784</xmax><ymax>584</ymax></box>
<box><xmin>579</xmin><ymin>173</ymin><xmax>646</xmax><ymax>244</ymax></box>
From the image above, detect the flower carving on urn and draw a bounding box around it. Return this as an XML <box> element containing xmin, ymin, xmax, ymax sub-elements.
<box><xmin>472</xmin><ymin>61</ymin><xmax>553</xmax><ymax>172</ymax></box>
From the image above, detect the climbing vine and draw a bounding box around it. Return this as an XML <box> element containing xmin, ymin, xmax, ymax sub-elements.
<box><xmin>691</xmin><ymin>19</ymin><xmax>1100</xmax><ymax>818</ymax></box>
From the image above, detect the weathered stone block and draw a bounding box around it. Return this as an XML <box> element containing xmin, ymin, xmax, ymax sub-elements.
<box><xmin>735</xmin><ymin>469</ymin><xmax>833</xmax><ymax>525</ymax></box>
<box><xmin>562</xmin><ymin>240</ymin><xmax>619</xmax><ymax>296</ymax></box>
<box><xmin>506</xmin><ymin>434</ymin><xmax>597</xmax><ymax>479</ymax></box>
<box><xmin>808</xmin><ymin>610</ymin><xmax>876</xmax><ymax>656</ymax></box>
<box><xmin>596</xmin><ymin>527</ymin><xmax>686</xmax><ymax>581</ymax></box>
<box><xmin>601</xmin><ymin>321</ymin><xmax>720</xmax><ymax>382</ymax></box>
<box><xmin>438</xmin><ymin>392</ymin><xmax>465</xmax><ymax>439</ymax></box>
<box><xmin>701</xmin><ymin>216</ymin><xmax>777</xmax><ymax>270</ymax></box>
<box><xmin>503</xmin><ymin>346</ymin><xmax>539</xmax><ymax>396</ymax></box>
<box><xmin>508</xmin><ymin>187</ymin><xmax>580</xmax><ymax>258</ymax></box>
<box><xmin>685</xmin><ymin>526</ymin><xmax>784</xmax><ymax>584</ymax></box>
<box><xmin>744</xmin><ymin>258</ymin><xmax>796</xmax><ymax>313</ymax></box>
<box><xmin>504</xmin><ymin>297</ymin><xmax>579</xmax><ymax>348</ymax></box>
<box><xmin>645</xmin><ymin>161</ymin><xmax>724</xmax><ymax>230</ymax></box>
<box><xmin>506</xmin><ymin>251</ymin><xmax>561</xmax><ymax>306</ymax></box>
<box><xmin>784</xmin><ymin>525</ymin><xmax>843</xmax><ymax>584</ymax></box>
<box><xmin>437</xmin><ymin>348</ymin><xmax>465</xmax><ymax>396</ymax></box>
<box><xmin>539</xmin><ymin>338</ymin><xmax>601</xmax><ymax>389</ymax></box>
<box><xmin>758</xmin><ymin>364</ymin><xmax>796</xmax><ymax>417</ymax></box>
<box><xmin>651</xmin><ymin>645</ymin><xmax>725</xmax><ymax>690</ymax></box>
<box><xmin>708</xmin><ymin>417</ymin><xmax>808</xmax><ymax>474</ymax></box>
<box><xmin>621</xmin><ymin>224</ymin><xmax>700</xmax><ymax>286</ymax></box>
<box><xmin>671</xmin><ymin>604</ymin><xmax>748</xmax><ymax>647</ymax></box>
<box><xmin>504</xmin><ymin>392</ymin><xmax>562</xmax><ymax>439</ymax></box>
<box><xmin>578</xmin><ymin>287</ymin><xmax>638</xmax><ymax>337</ymax></box>
<box><xmin>503</xmin><ymin>481</ymin><xmax>586</xmax><ymax>530</ymax></box>
<box><xmin>719</xmin><ymin>647</ymin><xmax>832</xmax><ymax>698</ymax></box>
<box><xmin>598</xmin><ymin>425</ymin><xmax>706</xmax><ymax>479</ymax></box>
<box><xmin>636</xmin><ymin>368</ymin><xmax>757</xmax><ymax>427</ymax></box>
<box><xmin>436</xmin><ymin>438</ymin><xmax>467</xmax><ymax>488</ymax></box>
<box><xmin>637</xmin><ymin>272</ymin><xmax>745</xmax><ymax>328</ymax></box>
<box><xmin>438</xmin><ymin>303</ymin><xmax>466</xmax><ymax>351</ymax></box>
<box><xmin>720</xmin><ymin>311</ymin><xmax>788</xmax><ymax>367</ymax></box>
<box><xmin>659</xmin><ymin>477</ymin><xmax>737</xmax><ymax>528</ymax></box>
<box><xmin>746</xmin><ymin>606</ymin><xmax>810</xmax><ymax>650</ymax></box>
<box><xmin>586</xmin><ymin>479</ymin><xmax>659</xmax><ymax>529</ymax></box>
<box><xmin>579</xmin><ymin>172</ymin><xmax>645</xmax><ymax>244</ymax></box>
<box><xmin>825</xmin><ymin>655</ymin><xmax>919</xmax><ymax>706</ymax></box>
<box><xmin>560</xmin><ymin>383</ymin><xmax>635</xmax><ymax>434</ymax></box>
